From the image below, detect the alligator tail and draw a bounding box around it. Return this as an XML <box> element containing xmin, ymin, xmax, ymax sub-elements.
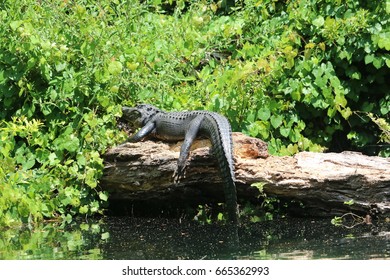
<box><xmin>203</xmin><ymin>113</ymin><xmax>239</xmax><ymax>224</ymax></box>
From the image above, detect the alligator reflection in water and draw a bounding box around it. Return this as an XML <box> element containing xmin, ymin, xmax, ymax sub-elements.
<box><xmin>1</xmin><ymin>218</ymin><xmax>389</xmax><ymax>260</ymax></box>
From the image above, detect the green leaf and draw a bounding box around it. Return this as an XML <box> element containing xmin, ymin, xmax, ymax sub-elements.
<box><xmin>89</xmin><ymin>201</ymin><xmax>99</xmax><ymax>213</ymax></box>
<box><xmin>10</xmin><ymin>20</ymin><xmax>24</xmax><ymax>31</ymax></box>
<box><xmin>76</xmin><ymin>153</ymin><xmax>86</xmax><ymax>167</ymax></box>
<box><xmin>315</xmin><ymin>76</ymin><xmax>327</xmax><ymax>88</ymax></box>
<box><xmin>98</xmin><ymin>192</ymin><xmax>108</xmax><ymax>201</ymax></box>
<box><xmin>101</xmin><ymin>232</ymin><xmax>110</xmax><ymax>240</ymax></box>
<box><xmin>251</xmin><ymin>182</ymin><xmax>265</xmax><ymax>192</ymax></box>
<box><xmin>344</xmin><ymin>199</ymin><xmax>354</xmax><ymax>206</ymax></box>
<box><xmin>279</xmin><ymin>126</ymin><xmax>291</xmax><ymax>137</ymax></box>
<box><xmin>107</xmin><ymin>60</ymin><xmax>123</xmax><ymax>75</ymax></box>
<box><xmin>291</xmin><ymin>90</ymin><xmax>301</xmax><ymax>101</ymax></box>
<box><xmin>257</xmin><ymin>107</ymin><xmax>271</xmax><ymax>121</ymax></box>
<box><xmin>270</xmin><ymin>115</ymin><xmax>283</xmax><ymax>129</ymax></box>
<box><xmin>329</xmin><ymin>76</ymin><xmax>340</xmax><ymax>88</ymax></box>
<box><xmin>312</xmin><ymin>16</ymin><xmax>324</xmax><ymax>27</ymax></box>
<box><xmin>373</xmin><ymin>57</ymin><xmax>384</xmax><ymax>69</ymax></box>
<box><xmin>340</xmin><ymin>107</ymin><xmax>352</xmax><ymax>120</ymax></box>
<box><xmin>85</xmin><ymin>168</ymin><xmax>97</xmax><ymax>188</ymax></box>
<box><xmin>79</xmin><ymin>205</ymin><xmax>89</xmax><ymax>214</ymax></box>
<box><xmin>23</xmin><ymin>156</ymin><xmax>35</xmax><ymax>170</ymax></box>
<box><xmin>48</xmin><ymin>152</ymin><xmax>59</xmax><ymax>165</ymax></box>
<box><xmin>335</xmin><ymin>93</ymin><xmax>347</xmax><ymax>108</ymax></box>
<box><xmin>362</xmin><ymin>102</ymin><xmax>374</xmax><ymax>112</ymax></box>
<box><xmin>289</xmin><ymin>128</ymin><xmax>301</xmax><ymax>143</ymax></box>
<box><xmin>364</xmin><ymin>54</ymin><xmax>374</xmax><ymax>64</ymax></box>
<box><xmin>18</xmin><ymin>201</ymin><xmax>30</xmax><ymax>217</ymax></box>
<box><xmin>61</xmin><ymin>135</ymin><xmax>80</xmax><ymax>152</ymax></box>
<box><xmin>377</xmin><ymin>32</ymin><xmax>390</xmax><ymax>50</ymax></box>
<box><xmin>55</xmin><ymin>62</ymin><xmax>67</xmax><ymax>72</ymax></box>
<box><xmin>61</xmin><ymin>196</ymin><xmax>72</xmax><ymax>206</ymax></box>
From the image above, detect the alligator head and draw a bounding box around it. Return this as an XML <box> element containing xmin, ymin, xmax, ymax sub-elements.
<box><xmin>121</xmin><ymin>104</ymin><xmax>161</xmax><ymax>128</ymax></box>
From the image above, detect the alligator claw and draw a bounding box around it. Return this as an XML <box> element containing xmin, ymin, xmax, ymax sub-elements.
<box><xmin>173</xmin><ymin>166</ymin><xmax>186</xmax><ymax>184</ymax></box>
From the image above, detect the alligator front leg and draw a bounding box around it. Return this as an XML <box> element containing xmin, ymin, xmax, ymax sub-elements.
<box><xmin>173</xmin><ymin>115</ymin><xmax>204</xmax><ymax>183</ymax></box>
<box><xmin>119</xmin><ymin>121</ymin><xmax>156</xmax><ymax>146</ymax></box>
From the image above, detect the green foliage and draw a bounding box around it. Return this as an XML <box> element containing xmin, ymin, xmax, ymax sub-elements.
<box><xmin>114</xmin><ymin>0</ymin><xmax>389</xmax><ymax>156</ymax></box>
<box><xmin>0</xmin><ymin>0</ymin><xmax>125</xmax><ymax>227</ymax></box>
<box><xmin>1</xmin><ymin>0</ymin><xmax>389</xmax><ymax>226</ymax></box>
<box><xmin>366</xmin><ymin>112</ymin><xmax>390</xmax><ymax>156</ymax></box>
<box><xmin>344</xmin><ymin>199</ymin><xmax>355</xmax><ymax>206</ymax></box>
<box><xmin>247</xmin><ymin>182</ymin><xmax>288</xmax><ymax>222</ymax></box>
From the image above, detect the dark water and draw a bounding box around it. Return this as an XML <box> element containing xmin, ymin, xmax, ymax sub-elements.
<box><xmin>1</xmin><ymin>217</ymin><xmax>389</xmax><ymax>260</ymax></box>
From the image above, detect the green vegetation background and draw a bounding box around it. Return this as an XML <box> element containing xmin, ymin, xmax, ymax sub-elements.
<box><xmin>0</xmin><ymin>0</ymin><xmax>389</xmax><ymax>227</ymax></box>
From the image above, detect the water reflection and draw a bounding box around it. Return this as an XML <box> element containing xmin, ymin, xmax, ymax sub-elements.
<box><xmin>101</xmin><ymin>218</ymin><xmax>242</xmax><ymax>259</ymax></box>
<box><xmin>0</xmin><ymin>217</ymin><xmax>389</xmax><ymax>260</ymax></box>
<box><xmin>0</xmin><ymin>221</ymin><xmax>106</xmax><ymax>260</ymax></box>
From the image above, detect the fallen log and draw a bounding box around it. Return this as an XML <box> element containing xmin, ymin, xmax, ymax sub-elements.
<box><xmin>101</xmin><ymin>132</ymin><xmax>390</xmax><ymax>217</ymax></box>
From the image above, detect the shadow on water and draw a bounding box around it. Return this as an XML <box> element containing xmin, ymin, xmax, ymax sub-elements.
<box><xmin>1</xmin><ymin>217</ymin><xmax>390</xmax><ymax>260</ymax></box>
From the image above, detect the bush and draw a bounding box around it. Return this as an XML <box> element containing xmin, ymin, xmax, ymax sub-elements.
<box><xmin>236</xmin><ymin>0</ymin><xmax>389</xmax><ymax>155</ymax></box>
<box><xmin>0</xmin><ymin>0</ymin><xmax>126</xmax><ymax>226</ymax></box>
<box><xmin>0</xmin><ymin>0</ymin><xmax>388</xmax><ymax>226</ymax></box>
<box><xmin>115</xmin><ymin>0</ymin><xmax>389</xmax><ymax>156</ymax></box>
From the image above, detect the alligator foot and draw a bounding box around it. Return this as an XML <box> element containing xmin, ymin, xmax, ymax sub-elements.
<box><xmin>116</xmin><ymin>138</ymin><xmax>135</xmax><ymax>147</ymax></box>
<box><xmin>172</xmin><ymin>166</ymin><xmax>187</xmax><ymax>184</ymax></box>
<box><xmin>117</xmin><ymin>142</ymin><xmax>128</xmax><ymax>148</ymax></box>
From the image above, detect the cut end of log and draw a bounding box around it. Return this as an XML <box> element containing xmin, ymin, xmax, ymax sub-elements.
<box><xmin>233</xmin><ymin>132</ymin><xmax>269</xmax><ymax>159</ymax></box>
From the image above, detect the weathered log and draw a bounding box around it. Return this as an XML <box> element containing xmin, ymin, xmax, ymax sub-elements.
<box><xmin>101</xmin><ymin>132</ymin><xmax>390</xmax><ymax>217</ymax></box>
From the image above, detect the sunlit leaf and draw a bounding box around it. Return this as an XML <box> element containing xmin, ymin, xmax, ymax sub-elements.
<box><xmin>270</xmin><ymin>115</ymin><xmax>283</xmax><ymax>129</ymax></box>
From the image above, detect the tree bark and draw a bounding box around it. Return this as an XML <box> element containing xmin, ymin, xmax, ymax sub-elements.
<box><xmin>101</xmin><ymin>133</ymin><xmax>390</xmax><ymax>217</ymax></box>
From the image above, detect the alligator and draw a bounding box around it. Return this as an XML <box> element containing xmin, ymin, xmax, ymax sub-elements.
<box><xmin>120</xmin><ymin>104</ymin><xmax>239</xmax><ymax>224</ymax></box>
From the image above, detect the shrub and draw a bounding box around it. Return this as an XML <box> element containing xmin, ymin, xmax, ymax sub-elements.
<box><xmin>0</xmin><ymin>0</ymin><xmax>126</xmax><ymax>226</ymax></box>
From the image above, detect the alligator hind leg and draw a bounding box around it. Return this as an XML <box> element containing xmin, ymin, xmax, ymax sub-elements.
<box><xmin>173</xmin><ymin>115</ymin><xmax>204</xmax><ymax>183</ymax></box>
